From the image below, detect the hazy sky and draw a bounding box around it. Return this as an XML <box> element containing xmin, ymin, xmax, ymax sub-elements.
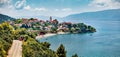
<box><xmin>0</xmin><ymin>0</ymin><xmax>120</xmax><ymax>17</ymax></box>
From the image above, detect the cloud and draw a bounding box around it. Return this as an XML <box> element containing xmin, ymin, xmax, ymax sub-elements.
<box><xmin>34</xmin><ymin>8</ymin><xmax>47</xmax><ymax>11</ymax></box>
<box><xmin>24</xmin><ymin>5</ymin><xmax>48</xmax><ymax>12</ymax></box>
<box><xmin>24</xmin><ymin>5</ymin><xmax>47</xmax><ymax>11</ymax></box>
<box><xmin>55</xmin><ymin>9</ymin><xmax>59</xmax><ymax>11</ymax></box>
<box><xmin>61</xmin><ymin>8</ymin><xmax>72</xmax><ymax>11</ymax></box>
<box><xmin>0</xmin><ymin>0</ymin><xmax>11</xmax><ymax>7</ymax></box>
<box><xmin>15</xmin><ymin>0</ymin><xmax>26</xmax><ymax>9</ymax></box>
<box><xmin>24</xmin><ymin>5</ymin><xmax>31</xmax><ymax>10</ymax></box>
<box><xmin>53</xmin><ymin>8</ymin><xmax>72</xmax><ymax>12</ymax></box>
<box><xmin>89</xmin><ymin>0</ymin><xmax>120</xmax><ymax>9</ymax></box>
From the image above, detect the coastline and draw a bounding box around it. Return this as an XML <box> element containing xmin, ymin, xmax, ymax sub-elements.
<box><xmin>36</xmin><ymin>32</ymin><xmax>68</xmax><ymax>39</ymax></box>
<box><xmin>36</xmin><ymin>33</ymin><xmax>57</xmax><ymax>39</ymax></box>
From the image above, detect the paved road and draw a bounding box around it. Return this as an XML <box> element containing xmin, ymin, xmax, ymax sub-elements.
<box><xmin>7</xmin><ymin>40</ymin><xmax>22</xmax><ymax>57</ymax></box>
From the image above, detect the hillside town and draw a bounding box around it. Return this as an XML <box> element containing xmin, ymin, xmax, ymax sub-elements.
<box><xmin>8</xmin><ymin>16</ymin><xmax>96</xmax><ymax>35</ymax></box>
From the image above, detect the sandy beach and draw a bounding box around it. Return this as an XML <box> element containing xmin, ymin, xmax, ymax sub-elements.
<box><xmin>57</xmin><ymin>32</ymin><xmax>69</xmax><ymax>34</ymax></box>
<box><xmin>36</xmin><ymin>33</ymin><xmax>56</xmax><ymax>39</ymax></box>
<box><xmin>36</xmin><ymin>32</ymin><xmax>69</xmax><ymax>39</ymax></box>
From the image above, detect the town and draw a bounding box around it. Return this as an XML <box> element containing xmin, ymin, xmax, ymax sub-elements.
<box><xmin>8</xmin><ymin>16</ymin><xmax>96</xmax><ymax>36</ymax></box>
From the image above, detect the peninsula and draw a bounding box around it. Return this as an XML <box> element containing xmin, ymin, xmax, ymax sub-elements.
<box><xmin>8</xmin><ymin>16</ymin><xmax>96</xmax><ymax>38</ymax></box>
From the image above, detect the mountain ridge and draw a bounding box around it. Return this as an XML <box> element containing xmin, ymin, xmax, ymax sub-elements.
<box><xmin>0</xmin><ymin>9</ymin><xmax>120</xmax><ymax>23</ymax></box>
<box><xmin>0</xmin><ymin>14</ymin><xmax>15</xmax><ymax>23</ymax></box>
<box><xmin>62</xmin><ymin>9</ymin><xmax>120</xmax><ymax>21</ymax></box>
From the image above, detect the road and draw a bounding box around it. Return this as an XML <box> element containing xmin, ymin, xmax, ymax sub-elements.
<box><xmin>7</xmin><ymin>40</ymin><xmax>22</xmax><ymax>57</ymax></box>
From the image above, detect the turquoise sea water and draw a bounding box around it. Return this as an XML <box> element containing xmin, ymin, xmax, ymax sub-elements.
<box><xmin>38</xmin><ymin>21</ymin><xmax>120</xmax><ymax>57</ymax></box>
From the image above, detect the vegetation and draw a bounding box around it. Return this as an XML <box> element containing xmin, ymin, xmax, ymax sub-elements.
<box><xmin>12</xmin><ymin>24</ymin><xmax>58</xmax><ymax>57</ymax></box>
<box><xmin>41</xmin><ymin>42</ymin><xmax>51</xmax><ymax>48</ymax></box>
<box><xmin>0</xmin><ymin>17</ymin><xmax>96</xmax><ymax>57</ymax></box>
<box><xmin>72</xmin><ymin>54</ymin><xmax>78</xmax><ymax>57</ymax></box>
<box><xmin>0</xmin><ymin>22</ymin><xmax>58</xmax><ymax>57</ymax></box>
<box><xmin>69</xmin><ymin>23</ymin><xmax>96</xmax><ymax>33</ymax></box>
<box><xmin>22</xmin><ymin>38</ymin><xmax>58</xmax><ymax>57</ymax></box>
<box><xmin>13</xmin><ymin>19</ymin><xmax>22</xmax><ymax>24</ymax></box>
<box><xmin>0</xmin><ymin>22</ymin><xmax>15</xmax><ymax>57</ymax></box>
<box><xmin>56</xmin><ymin>44</ymin><xmax>66</xmax><ymax>57</ymax></box>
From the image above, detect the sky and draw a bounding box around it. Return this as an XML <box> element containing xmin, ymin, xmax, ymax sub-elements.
<box><xmin>0</xmin><ymin>0</ymin><xmax>120</xmax><ymax>18</ymax></box>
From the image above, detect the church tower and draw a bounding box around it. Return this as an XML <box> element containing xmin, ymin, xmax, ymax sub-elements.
<box><xmin>50</xmin><ymin>16</ymin><xmax>52</xmax><ymax>21</ymax></box>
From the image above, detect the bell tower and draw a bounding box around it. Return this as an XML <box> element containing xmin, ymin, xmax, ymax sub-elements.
<box><xmin>50</xmin><ymin>16</ymin><xmax>52</xmax><ymax>21</ymax></box>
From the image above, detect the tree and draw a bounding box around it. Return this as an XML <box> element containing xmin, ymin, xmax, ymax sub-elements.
<box><xmin>0</xmin><ymin>22</ymin><xmax>14</xmax><ymax>34</ymax></box>
<box><xmin>30</xmin><ymin>18</ymin><xmax>34</xmax><ymax>20</ymax></box>
<box><xmin>87</xmin><ymin>25</ymin><xmax>96</xmax><ymax>32</ymax></box>
<box><xmin>56</xmin><ymin>44</ymin><xmax>66</xmax><ymax>57</ymax></box>
<box><xmin>54</xmin><ymin>19</ymin><xmax>59</xmax><ymax>25</ymax></box>
<box><xmin>0</xmin><ymin>22</ymin><xmax>15</xmax><ymax>57</ymax></box>
<box><xmin>0</xmin><ymin>22</ymin><xmax>14</xmax><ymax>43</ymax></box>
<box><xmin>72</xmin><ymin>54</ymin><xmax>78</xmax><ymax>57</ymax></box>
<box><xmin>41</xmin><ymin>42</ymin><xmax>51</xmax><ymax>48</ymax></box>
<box><xmin>67</xmin><ymin>23</ymin><xmax>72</xmax><ymax>30</ymax></box>
<box><xmin>22</xmin><ymin>38</ymin><xmax>58</xmax><ymax>57</ymax></box>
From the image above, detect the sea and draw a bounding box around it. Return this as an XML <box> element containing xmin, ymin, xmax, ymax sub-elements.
<box><xmin>38</xmin><ymin>21</ymin><xmax>120</xmax><ymax>57</ymax></box>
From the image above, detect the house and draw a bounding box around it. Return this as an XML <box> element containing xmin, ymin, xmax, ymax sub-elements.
<box><xmin>15</xmin><ymin>24</ymin><xmax>22</xmax><ymax>27</ymax></box>
<box><xmin>22</xmin><ymin>18</ymin><xmax>28</xmax><ymax>24</ymax></box>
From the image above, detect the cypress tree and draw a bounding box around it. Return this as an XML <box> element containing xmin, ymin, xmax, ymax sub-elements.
<box><xmin>72</xmin><ymin>53</ymin><xmax>78</xmax><ymax>57</ymax></box>
<box><xmin>56</xmin><ymin>44</ymin><xmax>66</xmax><ymax>57</ymax></box>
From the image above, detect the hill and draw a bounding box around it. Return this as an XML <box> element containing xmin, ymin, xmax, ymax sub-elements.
<box><xmin>0</xmin><ymin>14</ymin><xmax>15</xmax><ymax>23</ymax></box>
<box><xmin>63</xmin><ymin>9</ymin><xmax>120</xmax><ymax>21</ymax></box>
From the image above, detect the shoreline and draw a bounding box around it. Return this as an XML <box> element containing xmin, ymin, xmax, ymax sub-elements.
<box><xmin>36</xmin><ymin>33</ymin><xmax>57</xmax><ymax>39</ymax></box>
<box><xmin>36</xmin><ymin>32</ymin><xmax>68</xmax><ymax>39</ymax></box>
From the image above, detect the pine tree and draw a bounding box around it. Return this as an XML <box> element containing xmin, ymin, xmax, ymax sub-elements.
<box><xmin>72</xmin><ymin>53</ymin><xmax>78</xmax><ymax>57</ymax></box>
<box><xmin>56</xmin><ymin>44</ymin><xmax>66</xmax><ymax>57</ymax></box>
